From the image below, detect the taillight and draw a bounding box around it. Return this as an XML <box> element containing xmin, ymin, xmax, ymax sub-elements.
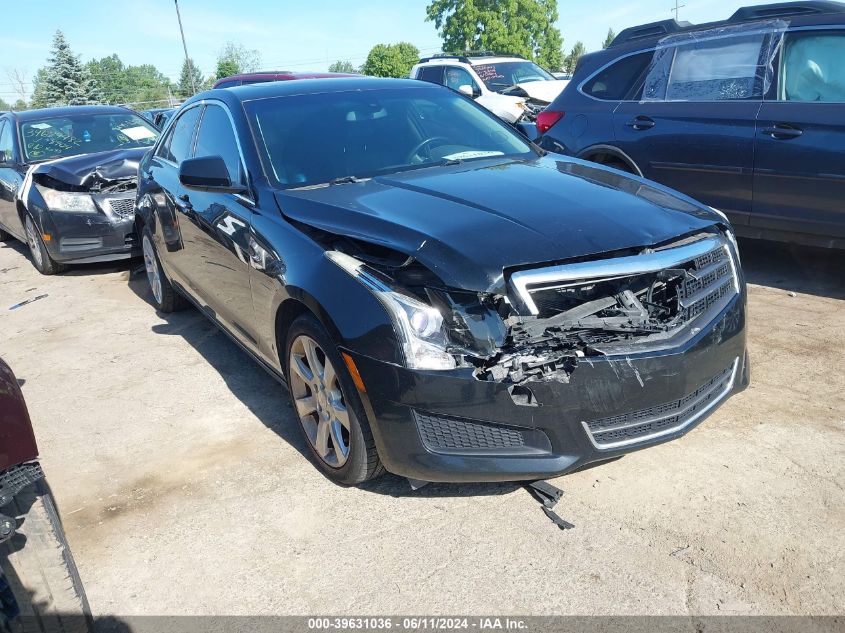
<box><xmin>536</xmin><ymin>110</ymin><xmax>565</xmax><ymax>135</ymax></box>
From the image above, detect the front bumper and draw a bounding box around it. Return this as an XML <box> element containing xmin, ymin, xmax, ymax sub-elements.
<box><xmin>348</xmin><ymin>296</ymin><xmax>748</xmax><ymax>483</ymax></box>
<box><xmin>41</xmin><ymin>195</ymin><xmax>139</xmax><ymax>264</ymax></box>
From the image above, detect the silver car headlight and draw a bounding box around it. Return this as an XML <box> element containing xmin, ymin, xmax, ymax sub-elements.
<box><xmin>326</xmin><ymin>251</ymin><xmax>457</xmax><ymax>371</ymax></box>
<box><xmin>36</xmin><ymin>185</ymin><xmax>98</xmax><ymax>214</ymax></box>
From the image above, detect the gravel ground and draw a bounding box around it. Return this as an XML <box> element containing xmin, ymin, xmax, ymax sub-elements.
<box><xmin>0</xmin><ymin>237</ymin><xmax>842</xmax><ymax>616</ymax></box>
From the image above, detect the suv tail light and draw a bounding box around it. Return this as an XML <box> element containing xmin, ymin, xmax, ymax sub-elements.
<box><xmin>536</xmin><ymin>111</ymin><xmax>565</xmax><ymax>135</ymax></box>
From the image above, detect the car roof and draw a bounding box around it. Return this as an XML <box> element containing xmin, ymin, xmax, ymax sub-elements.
<box><xmin>198</xmin><ymin>77</ymin><xmax>432</xmax><ymax>104</ymax></box>
<box><xmin>609</xmin><ymin>0</ymin><xmax>845</xmax><ymax>48</ymax></box>
<box><xmin>213</xmin><ymin>71</ymin><xmax>359</xmax><ymax>87</ymax></box>
<box><xmin>417</xmin><ymin>55</ymin><xmax>526</xmax><ymax>66</ymax></box>
<box><xmin>9</xmin><ymin>105</ymin><xmax>136</xmax><ymax>122</ymax></box>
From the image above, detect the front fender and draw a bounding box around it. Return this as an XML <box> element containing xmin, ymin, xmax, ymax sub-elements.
<box><xmin>248</xmin><ymin>212</ymin><xmax>403</xmax><ymax>373</ymax></box>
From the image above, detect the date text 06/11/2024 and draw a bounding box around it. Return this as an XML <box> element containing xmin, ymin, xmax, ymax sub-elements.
<box><xmin>307</xmin><ymin>617</ymin><xmax>529</xmax><ymax>630</ymax></box>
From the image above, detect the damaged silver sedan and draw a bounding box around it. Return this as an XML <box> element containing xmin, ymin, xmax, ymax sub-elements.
<box><xmin>0</xmin><ymin>106</ymin><xmax>158</xmax><ymax>274</ymax></box>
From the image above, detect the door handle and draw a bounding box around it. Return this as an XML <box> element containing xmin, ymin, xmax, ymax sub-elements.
<box><xmin>761</xmin><ymin>124</ymin><xmax>803</xmax><ymax>140</ymax></box>
<box><xmin>626</xmin><ymin>116</ymin><xmax>655</xmax><ymax>131</ymax></box>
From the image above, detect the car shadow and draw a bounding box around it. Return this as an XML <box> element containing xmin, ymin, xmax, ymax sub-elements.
<box><xmin>126</xmin><ymin>271</ymin><xmax>524</xmax><ymax>499</ymax></box>
<box><xmin>0</xmin><ymin>239</ymin><xmax>138</xmax><ymax>278</ymax></box>
<box><xmin>737</xmin><ymin>238</ymin><xmax>845</xmax><ymax>300</ymax></box>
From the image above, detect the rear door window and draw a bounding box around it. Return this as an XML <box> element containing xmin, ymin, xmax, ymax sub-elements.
<box><xmin>0</xmin><ymin>121</ymin><xmax>13</xmax><ymax>161</ymax></box>
<box><xmin>643</xmin><ymin>31</ymin><xmax>775</xmax><ymax>101</ymax></box>
<box><xmin>582</xmin><ymin>52</ymin><xmax>653</xmax><ymax>100</ymax></box>
<box><xmin>417</xmin><ymin>66</ymin><xmax>444</xmax><ymax>85</ymax></box>
<box><xmin>780</xmin><ymin>30</ymin><xmax>845</xmax><ymax>102</ymax></box>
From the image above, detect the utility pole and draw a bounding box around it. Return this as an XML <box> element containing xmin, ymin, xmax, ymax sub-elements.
<box><xmin>174</xmin><ymin>0</ymin><xmax>196</xmax><ymax>95</ymax></box>
<box><xmin>672</xmin><ymin>0</ymin><xmax>686</xmax><ymax>21</ymax></box>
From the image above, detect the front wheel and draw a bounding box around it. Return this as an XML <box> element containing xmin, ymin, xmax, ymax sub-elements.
<box><xmin>24</xmin><ymin>214</ymin><xmax>65</xmax><ymax>275</ymax></box>
<box><xmin>141</xmin><ymin>227</ymin><xmax>186</xmax><ymax>313</ymax></box>
<box><xmin>284</xmin><ymin>314</ymin><xmax>384</xmax><ymax>485</ymax></box>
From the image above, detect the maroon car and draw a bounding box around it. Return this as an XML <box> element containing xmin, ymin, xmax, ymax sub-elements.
<box><xmin>1</xmin><ymin>358</ymin><xmax>90</xmax><ymax>631</ymax></box>
<box><xmin>212</xmin><ymin>70</ymin><xmax>359</xmax><ymax>89</ymax></box>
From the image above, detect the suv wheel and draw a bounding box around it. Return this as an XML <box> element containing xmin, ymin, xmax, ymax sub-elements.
<box><xmin>24</xmin><ymin>214</ymin><xmax>65</xmax><ymax>275</ymax></box>
<box><xmin>285</xmin><ymin>314</ymin><xmax>384</xmax><ymax>485</ymax></box>
<box><xmin>142</xmin><ymin>227</ymin><xmax>186</xmax><ymax>313</ymax></box>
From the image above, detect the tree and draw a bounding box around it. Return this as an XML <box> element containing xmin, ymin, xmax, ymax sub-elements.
<box><xmin>86</xmin><ymin>55</ymin><xmax>172</xmax><ymax>108</ymax></box>
<box><xmin>361</xmin><ymin>43</ymin><xmax>420</xmax><ymax>78</ymax></box>
<box><xmin>32</xmin><ymin>30</ymin><xmax>100</xmax><ymax>107</ymax></box>
<box><xmin>328</xmin><ymin>60</ymin><xmax>357</xmax><ymax>74</ymax></box>
<box><xmin>563</xmin><ymin>41</ymin><xmax>586</xmax><ymax>74</ymax></box>
<box><xmin>602</xmin><ymin>28</ymin><xmax>616</xmax><ymax>49</ymax></box>
<box><xmin>12</xmin><ymin>99</ymin><xmax>28</xmax><ymax>111</ymax></box>
<box><xmin>177</xmin><ymin>58</ymin><xmax>204</xmax><ymax>98</ymax></box>
<box><xmin>0</xmin><ymin>97</ymin><xmax>9</xmax><ymax>112</ymax></box>
<box><xmin>215</xmin><ymin>42</ymin><xmax>261</xmax><ymax>79</ymax></box>
<box><xmin>426</xmin><ymin>0</ymin><xmax>563</xmax><ymax>71</ymax></box>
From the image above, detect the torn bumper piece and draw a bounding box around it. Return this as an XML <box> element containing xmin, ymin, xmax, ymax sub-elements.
<box><xmin>346</xmin><ymin>295</ymin><xmax>748</xmax><ymax>483</ymax></box>
<box><xmin>40</xmin><ymin>193</ymin><xmax>138</xmax><ymax>263</ymax></box>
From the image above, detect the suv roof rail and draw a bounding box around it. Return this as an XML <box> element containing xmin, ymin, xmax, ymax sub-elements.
<box><xmin>609</xmin><ymin>1</ymin><xmax>845</xmax><ymax>47</ymax></box>
<box><xmin>417</xmin><ymin>51</ymin><xmax>527</xmax><ymax>63</ymax></box>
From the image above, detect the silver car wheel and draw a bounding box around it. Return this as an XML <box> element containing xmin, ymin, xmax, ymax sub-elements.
<box><xmin>142</xmin><ymin>234</ymin><xmax>163</xmax><ymax>305</ymax></box>
<box><xmin>24</xmin><ymin>216</ymin><xmax>44</xmax><ymax>268</ymax></box>
<box><xmin>289</xmin><ymin>335</ymin><xmax>351</xmax><ymax>468</ymax></box>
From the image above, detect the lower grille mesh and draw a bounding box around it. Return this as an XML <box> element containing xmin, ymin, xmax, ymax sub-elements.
<box><xmin>585</xmin><ymin>361</ymin><xmax>736</xmax><ymax>448</ymax></box>
<box><xmin>108</xmin><ymin>197</ymin><xmax>135</xmax><ymax>218</ymax></box>
<box><xmin>0</xmin><ymin>462</ymin><xmax>44</xmax><ymax>505</ymax></box>
<box><xmin>414</xmin><ymin>411</ymin><xmax>526</xmax><ymax>452</ymax></box>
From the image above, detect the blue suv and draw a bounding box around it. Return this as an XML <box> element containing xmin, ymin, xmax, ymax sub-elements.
<box><xmin>537</xmin><ymin>1</ymin><xmax>845</xmax><ymax>249</ymax></box>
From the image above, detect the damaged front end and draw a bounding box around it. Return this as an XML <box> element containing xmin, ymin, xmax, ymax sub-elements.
<box><xmin>25</xmin><ymin>149</ymin><xmax>144</xmax><ymax>261</ymax></box>
<box><xmin>326</xmin><ymin>228</ymin><xmax>740</xmax><ymax>388</ymax></box>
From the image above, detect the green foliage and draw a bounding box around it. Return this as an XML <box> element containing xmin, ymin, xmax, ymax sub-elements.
<box><xmin>215</xmin><ymin>42</ymin><xmax>261</xmax><ymax>79</ymax></box>
<box><xmin>177</xmin><ymin>58</ymin><xmax>204</xmax><ymax>98</ymax></box>
<box><xmin>328</xmin><ymin>60</ymin><xmax>358</xmax><ymax>74</ymax></box>
<box><xmin>361</xmin><ymin>43</ymin><xmax>420</xmax><ymax>78</ymax></box>
<box><xmin>12</xmin><ymin>100</ymin><xmax>28</xmax><ymax>111</ymax></box>
<box><xmin>0</xmin><ymin>97</ymin><xmax>9</xmax><ymax>111</ymax></box>
<box><xmin>426</xmin><ymin>0</ymin><xmax>563</xmax><ymax>71</ymax></box>
<box><xmin>86</xmin><ymin>55</ymin><xmax>173</xmax><ymax>108</ymax></box>
<box><xmin>602</xmin><ymin>28</ymin><xmax>616</xmax><ymax>49</ymax></box>
<box><xmin>563</xmin><ymin>41</ymin><xmax>586</xmax><ymax>74</ymax></box>
<box><xmin>31</xmin><ymin>30</ymin><xmax>100</xmax><ymax>107</ymax></box>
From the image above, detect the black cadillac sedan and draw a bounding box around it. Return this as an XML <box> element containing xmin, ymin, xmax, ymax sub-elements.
<box><xmin>136</xmin><ymin>78</ymin><xmax>749</xmax><ymax>485</ymax></box>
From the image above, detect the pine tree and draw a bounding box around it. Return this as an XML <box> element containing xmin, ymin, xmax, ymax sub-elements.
<box><xmin>177</xmin><ymin>58</ymin><xmax>204</xmax><ymax>98</ymax></box>
<box><xmin>35</xmin><ymin>30</ymin><xmax>100</xmax><ymax>107</ymax></box>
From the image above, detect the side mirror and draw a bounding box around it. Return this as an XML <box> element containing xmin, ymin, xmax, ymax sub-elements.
<box><xmin>178</xmin><ymin>156</ymin><xmax>245</xmax><ymax>193</ymax></box>
<box><xmin>0</xmin><ymin>149</ymin><xmax>10</xmax><ymax>165</ymax></box>
<box><xmin>458</xmin><ymin>84</ymin><xmax>476</xmax><ymax>98</ymax></box>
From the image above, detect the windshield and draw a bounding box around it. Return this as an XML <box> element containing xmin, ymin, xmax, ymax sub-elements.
<box><xmin>246</xmin><ymin>86</ymin><xmax>535</xmax><ymax>188</ymax></box>
<box><xmin>21</xmin><ymin>113</ymin><xmax>159</xmax><ymax>162</ymax></box>
<box><xmin>473</xmin><ymin>61</ymin><xmax>556</xmax><ymax>92</ymax></box>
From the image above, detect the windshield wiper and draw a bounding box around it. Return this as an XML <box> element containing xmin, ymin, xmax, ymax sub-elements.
<box><xmin>329</xmin><ymin>176</ymin><xmax>364</xmax><ymax>185</ymax></box>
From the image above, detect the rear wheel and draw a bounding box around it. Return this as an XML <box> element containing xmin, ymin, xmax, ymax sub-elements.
<box><xmin>24</xmin><ymin>214</ymin><xmax>65</xmax><ymax>275</ymax></box>
<box><xmin>142</xmin><ymin>227</ymin><xmax>186</xmax><ymax>313</ymax></box>
<box><xmin>1</xmin><ymin>480</ymin><xmax>92</xmax><ymax>633</ymax></box>
<box><xmin>284</xmin><ymin>314</ymin><xmax>384</xmax><ymax>485</ymax></box>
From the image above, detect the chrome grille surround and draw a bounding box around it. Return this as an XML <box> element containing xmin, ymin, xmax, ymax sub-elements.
<box><xmin>510</xmin><ymin>234</ymin><xmax>739</xmax><ymax>319</ymax></box>
<box><xmin>583</xmin><ymin>358</ymin><xmax>739</xmax><ymax>450</ymax></box>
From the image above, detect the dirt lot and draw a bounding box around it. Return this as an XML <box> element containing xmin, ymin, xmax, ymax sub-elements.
<box><xmin>0</xmin><ymin>237</ymin><xmax>842</xmax><ymax>616</ymax></box>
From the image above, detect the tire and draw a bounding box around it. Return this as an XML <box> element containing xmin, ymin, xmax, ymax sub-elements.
<box><xmin>23</xmin><ymin>214</ymin><xmax>65</xmax><ymax>276</ymax></box>
<box><xmin>600</xmin><ymin>157</ymin><xmax>635</xmax><ymax>174</ymax></box>
<box><xmin>141</xmin><ymin>226</ymin><xmax>187</xmax><ymax>313</ymax></box>
<box><xmin>284</xmin><ymin>314</ymin><xmax>385</xmax><ymax>485</ymax></box>
<box><xmin>1</xmin><ymin>480</ymin><xmax>92</xmax><ymax>633</ymax></box>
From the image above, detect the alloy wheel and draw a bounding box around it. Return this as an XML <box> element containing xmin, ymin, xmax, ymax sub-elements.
<box><xmin>142</xmin><ymin>234</ymin><xmax>163</xmax><ymax>305</ymax></box>
<box><xmin>288</xmin><ymin>335</ymin><xmax>352</xmax><ymax>468</ymax></box>
<box><xmin>24</xmin><ymin>216</ymin><xmax>43</xmax><ymax>269</ymax></box>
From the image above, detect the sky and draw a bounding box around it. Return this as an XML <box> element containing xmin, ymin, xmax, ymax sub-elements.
<box><xmin>0</xmin><ymin>0</ymin><xmax>777</xmax><ymax>102</ymax></box>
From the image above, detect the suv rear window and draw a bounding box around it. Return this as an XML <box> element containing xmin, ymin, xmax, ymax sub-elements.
<box><xmin>582</xmin><ymin>52</ymin><xmax>653</xmax><ymax>100</ymax></box>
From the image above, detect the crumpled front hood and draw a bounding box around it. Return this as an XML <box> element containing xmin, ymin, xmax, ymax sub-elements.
<box><xmin>32</xmin><ymin>147</ymin><xmax>146</xmax><ymax>190</ymax></box>
<box><xmin>277</xmin><ymin>155</ymin><xmax>722</xmax><ymax>294</ymax></box>
<box><xmin>515</xmin><ymin>80</ymin><xmax>569</xmax><ymax>103</ymax></box>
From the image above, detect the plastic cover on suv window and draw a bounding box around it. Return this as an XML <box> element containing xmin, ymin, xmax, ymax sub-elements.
<box><xmin>641</xmin><ymin>19</ymin><xmax>788</xmax><ymax>102</ymax></box>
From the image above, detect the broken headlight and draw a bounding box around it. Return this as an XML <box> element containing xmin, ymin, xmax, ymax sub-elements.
<box><xmin>36</xmin><ymin>186</ymin><xmax>97</xmax><ymax>214</ymax></box>
<box><xmin>326</xmin><ymin>251</ymin><xmax>457</xmax><ymax>371</ymax></box>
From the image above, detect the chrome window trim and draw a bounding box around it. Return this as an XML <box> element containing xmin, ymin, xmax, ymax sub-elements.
<box><xmin>582</xmin><ymin>357</ymin><xmax>739</xmax><ymax>451</ymax></box>
<box><xmin>510</xmin><ymin>235</ymin><xmax>730</xmax><ymax>316</ymax></box>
